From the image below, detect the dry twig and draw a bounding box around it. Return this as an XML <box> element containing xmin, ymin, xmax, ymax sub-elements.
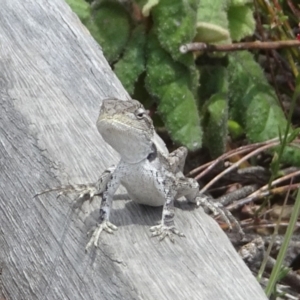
<box><xmin>180</xmin><ymin>40</ymin><xmax>300</xmax><ymax>53</ymax></box>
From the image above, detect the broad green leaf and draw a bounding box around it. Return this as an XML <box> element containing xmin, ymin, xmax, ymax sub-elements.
<box><xmin>146</xmin><ymin>33</ymin><xmax>202</xmax><ymax>150</ymax></box>
<box><xmin>204</xmin><ymin>94</ymin><xmax>228</xmax><ymax>157</ymax></box>
<box><xmin>114</xmin><ymin>25</ymin><xmax>146</xmax><ymax>94</ymax></box>
<box><xmin>90</xmin><ymin>1</ymin><xmax>131</xmax><ymax>63</ymax></box>
<box><xmin>152</xmin><ymin>0</ymin><xmax>198</xmax><ymax>66</ymax></box>
<box><xmin>228</xmin><ymin>51</ymin><xmax>300</xmax><ymax>166</ymax></box>
<box><xmin>228</xmin><ymin>4</ymin><xmax>255</xmax><ymax>41</ymax></box>
<box><xmin>245</xmin><ymin>90</ymin><xmax>287</xmax><ymax>141</ymax></box>
<box><xmin>228</xmin><ymin>51</ymin><xmax>269</xmax><ymax>125</ymax></box>
<box><xmin>145</xmin><ymin>33</ymin><xmax>190</xmax><ymax>91</ymax></box>
<box><xmin>159</xmin><ymin>81</ymin><xmax>203</xmax><ymax>150</ymax></box>
<box><xmin>199</xmin><ymin>63</ymin><xmax>228</xmax><ymax>101</ymax></box>
<box><xmin>228</xmin><ymin>56</ymin><xmax>286</xmax><ymax>143</ymax></box>
<box><xmin>196</xmin><ymin>0</ymin><xmax>231</xmax><ymax>43</ymax></box>
<box><xmin>200</xmin><ymin>66</ymin><xmax>228</xmax><ymax>157</ymax></box>
<box><xmin>65</xmin><ymin>0</ymin><xmax>91</xmax><ymax>25</ymax></box>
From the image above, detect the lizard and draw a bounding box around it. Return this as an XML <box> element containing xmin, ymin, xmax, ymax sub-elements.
<box><xmin>36</xmin><ymin>98</ymin><xmax>244</xmax><ymax>250</ymax></box>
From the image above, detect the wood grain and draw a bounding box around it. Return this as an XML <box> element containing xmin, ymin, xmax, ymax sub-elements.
<box><xmin>0</xmin><ymin>1</ymin><xmax>267</xmax><ymax>299</ymax></box>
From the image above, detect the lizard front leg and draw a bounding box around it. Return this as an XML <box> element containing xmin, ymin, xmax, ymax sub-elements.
<box><xmin>85</xmin><ymin>168</ymin><xmax>121</xmax><ymax>250</ymax></box>
<box><xmin>150</xmin><ymin>175</ymin><xmax>185</xmax><ymax>242</ymax></box>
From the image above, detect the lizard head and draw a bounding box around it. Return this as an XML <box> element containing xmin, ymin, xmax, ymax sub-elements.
<box><xmin>97</xmin><ymin>99</ymin><xmax>155</xmax><ymax>164</ymax></box>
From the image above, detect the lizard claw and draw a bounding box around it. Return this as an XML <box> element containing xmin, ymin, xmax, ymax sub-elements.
<box><xmin>85</xmin><ymin>221</ymin><xmax>118</xmax><ymax>251</ymax></box>
<box><xmin>150</xmin><ymin>224</ymin><xmax>185</xmax><ymax>243</ymax></box>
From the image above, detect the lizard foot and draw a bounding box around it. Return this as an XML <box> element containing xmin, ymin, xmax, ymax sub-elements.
<box><xmin>85</xmin><ymin>221</ymin><xmax>118</xmax><ymax>251</ymax></box>
<box><xmin>150</xmin><ymin>224</ymin><xmax>185</xmax><ymax>243</ymax></box>
<box><xmin>196</xmin><ymin>194</ymin><xmax>244</xmax><ymax>239</ymax></box>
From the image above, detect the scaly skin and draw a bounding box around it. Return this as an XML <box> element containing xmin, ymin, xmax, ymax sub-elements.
<box><xmin>88</xmin><ymin>98</ymin><xmax>243</xmax><ymax>249</ymax></box>
<box><xmin>36</xmin><ymin>98</ymin><xmax>244</xmax><ymax>250</ymax></box>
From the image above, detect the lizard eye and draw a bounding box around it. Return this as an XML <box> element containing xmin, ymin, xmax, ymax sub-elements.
<box><xmin>135</xmin><ymin>108</ymin><xmax>147</xmax><ymax>119</ymax></box>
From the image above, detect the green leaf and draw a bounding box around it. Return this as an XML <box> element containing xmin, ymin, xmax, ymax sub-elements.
<box><xmin>228</xmin><ymin>120</ymin><xmax>244</xmax><ymax>139</ymax></box>
<box><xmin>65</xmin><ymin>0</ymin><xmax>91</xmax><ymax>25</ymax></box>
<box><xmin>228</xmin><ymin>51</ymin><xmax>269</xmax><ymax>125</ymax></box>
<box><xmin>145</xmin><ymin>33</ymin><xmax>190</xmax><ymax>90</ymax></box>
<box><xmin>228</xmin><ymin>4</ymin><xmax>255</xmax><ymax>41</ymax></box>
<box><xmin>228</xmin><ymin>51</ymin><xmax>283</xmax><ymax>131</ymax></box>
<box><xmin>152</xmin><ymin>0</ymin><xmax>198</xmax><ymax>66</ymax></box>
<box><xmin>90</xmin><ymin>1</ymin><xmax>131</xmax><ymax>63</ymax></box>
<box><xmin>278</xmin><ymin>146</ymin><xmax>300</xmax><ymax>166</ymax></box>
<box><xmin>196</xmin><ymin>0</ymin><xmax>231</xmax><ymax>43</ymax></box>
<box><xmin>146</xmin><ymin>33</ymin><xmax>202</xmax><ymax>150</ymax></box>
<box><xmin>114</xmin><ymin>25</ymin><xmax>146</xmax><ymax>94</ymax></box>
<box><xmin>204</xmin><ymin>94</ymin><xmax>228</xmax><ymax>157</ymax></box>
<box><xmin>245</xmin><ymin>91</ymin><xmax>286</xmax><ymax>141</ymax></box>
<box><xmin>159</xmin><ymin>81</ymin><xmax>203</xmax><ymax>150</ymax></box>
<box><xmin>228</xmin><ymin>51</ymin><xmax>300</xmax><ymax>166</ymax></box>
<box><xmin>199</xmin><ymin>63</ymin><xmax>228</xmax><ymax>101</ymax></box>
<box><xmin>200</xmin><ymin>66</ymin><xmax>228</xmax><ymax>157</ymax></box>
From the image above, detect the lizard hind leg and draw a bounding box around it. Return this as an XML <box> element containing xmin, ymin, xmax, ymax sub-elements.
<box><xmin>196</xmin><ymin>194</ymin><xmax>245</xmax><ymax>239</ymax></box>
<box><xmin>175</xmin><ymin>177</ymin><xmax>244</xmax><ymax>238</ymax></box>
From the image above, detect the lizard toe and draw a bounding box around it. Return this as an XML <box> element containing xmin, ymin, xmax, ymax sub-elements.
<box><xmin>150</xmin><ymin>224</ymin><xmax>185</xmax><ymax>242</ymax></box>
<box><xmin>85</xmin><ymin>221</ymin><xmax>118</xmax><ymax>251</ymax></box>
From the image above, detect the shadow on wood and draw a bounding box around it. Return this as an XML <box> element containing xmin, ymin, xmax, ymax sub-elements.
<box><xmin>0</xmin><ymin>0</ymin><xmax>267</xmax><ymax>299</ymax></box>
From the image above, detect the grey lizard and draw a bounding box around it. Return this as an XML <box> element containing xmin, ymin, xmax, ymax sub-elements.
<box><xmin>36</xmin><ymin>98</ymin><xmax>244</xmax><ymax>250</ymax></box>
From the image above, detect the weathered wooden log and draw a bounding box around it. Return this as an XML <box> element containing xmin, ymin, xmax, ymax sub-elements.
<box><xmin>0</xmin><ymin>1</ymin><xmax>267</xmax><ymax>299</ymax></box>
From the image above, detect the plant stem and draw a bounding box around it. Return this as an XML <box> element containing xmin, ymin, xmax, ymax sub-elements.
<box><xmin>264</xmin><ymin>188</ymin><xmax>300</xmax><ymax>296</ymax></box>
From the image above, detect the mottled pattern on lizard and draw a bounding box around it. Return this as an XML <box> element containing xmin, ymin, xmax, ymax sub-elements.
<box><xmin>36</xmin><ymin>98</ymin><xmax>244</xmax><ymax>250</ymax></box>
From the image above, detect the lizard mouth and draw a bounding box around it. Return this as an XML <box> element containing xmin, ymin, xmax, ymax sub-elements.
<box><xmin>98</xmin><ymin>115</ymin><xmax>154</xmax><ymax>135</ymax></box>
